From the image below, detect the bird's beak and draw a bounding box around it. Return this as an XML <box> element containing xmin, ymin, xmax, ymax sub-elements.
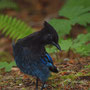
<box><xmin>52</xmin><ymin>42</ymin><xmax>61</xmax><ymax>51</ymax></box>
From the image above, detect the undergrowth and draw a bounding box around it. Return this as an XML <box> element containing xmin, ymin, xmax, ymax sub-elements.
<box><xmin>0</xmin><ymin>0</ymin><xmax>18</xmax><ymax>10</ymax></box>
<box><xmin>0</xmin><ymin>0</ymin><xmax>90</xmax><ymax>72</ymax></box>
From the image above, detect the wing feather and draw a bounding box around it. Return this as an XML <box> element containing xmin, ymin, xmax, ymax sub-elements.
<box><xmin>12</xmin><ymin>45</ymin><xmax>50</xmax><ymax>82</ymax></box>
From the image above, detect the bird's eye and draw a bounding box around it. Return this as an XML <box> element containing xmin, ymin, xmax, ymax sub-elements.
<box><xmin>47</xmin><ymin>34</ymin><xmax>52</xmax><ymax>40</ymax></box>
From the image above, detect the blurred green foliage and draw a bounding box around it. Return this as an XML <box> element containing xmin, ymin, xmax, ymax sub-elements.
<box><xmin>61</xmin><ymin>34</ymin><xmax>90</xmax><ymax>56</ymax></box>
<box><xmin>85</xmin><ymin>65</ymin><xmax>90</xmax><ymax>69</ymax></box>
<box><xmin>0</xmin><ymin>0</ymin><xmax>18</xmax><ymax>10</ymax></box>
<box><xmin>0</xmin><ymin>52</ymin><xmax>16</xmax><ymax>72</ymax></box>
<box><xmin>0</xmin><ymin>51</ymin><xmax>12</xmax><ymax>62</ymax></box>
<box><xmin>48</xmin><ymin>0</ymin><xmax>90</xmax><ymax>55</ymax></box>
<box><xmin>0</xmin><ymin>14</ymin><xmax>34</xmax><ymax>40</ymax></box>
<box><xmin>50</xmin><ymin>0</ymin><xmax>90</xmax><ymax>37</ymax></box>
<box><xmin>63</xmin><ymin>0</ymin><xmax>90</xmax><ymax>8</ymax></box>
<box><xmin>0</xmin><ymin>0</ymin><xmax>90</xmax><ymax>72</ymax></box>
<box><xmin>0</xmin><ymin>61</ymin><xmax>16</xmax><ymax>72</ymax></box>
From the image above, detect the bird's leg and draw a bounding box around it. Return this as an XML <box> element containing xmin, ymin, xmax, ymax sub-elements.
<box><xmin>36</xmin><ymin>77</ymin><xmax>38</xmax><ymax>90</ymax></box>
<box><xmin>41</xmin><ymin>82</ymin><xmax>45</xmax><ymax>90</ymax></box>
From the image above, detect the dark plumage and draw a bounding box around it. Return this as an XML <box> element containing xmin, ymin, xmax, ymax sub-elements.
<box><xmin>12</xmin><ymin>21</ymin><xmax>61</xmax><ymax>90</ymax></box>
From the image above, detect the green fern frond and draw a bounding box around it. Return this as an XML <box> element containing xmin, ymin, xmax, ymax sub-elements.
<box><xmin>64</xmin><ymin>0</ymin><xmax>90</xmax><ymax>8</ymax></box>
<box><xmin>0</xmin><ymin>14</ymin><xmax>34</xmax><ymax>40</ymax></box>
<box><xmin>0</xmin><ymin>0</ymin><xmax>18</xmax><ymax>10</ymax></box>
<box><xmin>60</xmin><ymin>6</ymin><xmax>90</xmax><ymax>19</ymax></box>
<box><xmin>73</xmin><ymin>33</ymin><xmax>90</xmax><ymax>44</ymax></box>
<box><xmin>49</xmin><ymin>0</ymin><xmax>90</xmax><ymax>56</ymax></box>
<box><xmin>72</xmin><ymin>13</ymin><xmax>90</xmax><ymax>26</ymax></box>
<box><xmin>47</xmin><ymin>33</ymin><xmax>90</xmax><ymax>56</ymax></box>
<box><xmin>60</xmin><ymin>39</ymin><xmax>72</xmax><ymax>51</ymax></box>
<box><xmin>60</xmin><ymin>6</ymin><xmax>90</xmax><ymax>26</ymax></box>
<box><xmin>71</xmin><ymin>33</ymin><xmax>90</xmax><ymax>55</ymax></box>
<box><xmin>50</xmin><ymin>0</ymin><xmax>90</xmax><ymax>36</ymax></box>
<box><xmin>49</xmin><ymin>19</ymin><xmax>71</xmax><ymax>37</ymax></box>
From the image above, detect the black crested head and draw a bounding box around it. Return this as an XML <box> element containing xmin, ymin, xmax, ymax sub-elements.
<box><xmin>40</xmin><ymin>21</ymin><xmax>61</xmax><ymax>50</ymax></box>
<box><xmin>41</xmin><ymin>21</ymin><xmax>58</xmax><ymax>44</ymax></box>
<box><xmin>16</xmin><ymin>21</ymin><xmax>61</xmax><ymax>51</ymax></box>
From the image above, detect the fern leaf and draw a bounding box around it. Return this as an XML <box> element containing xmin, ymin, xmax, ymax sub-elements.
<box><xmin>71</xmin><ymin>33</ymin><xmax>90</xmax><ymax>55</ymax></box>
<box><xmin>73</xmin><ymin>13</ymin><xmax>90</xmax><ymax>26</ymax></box>
<box><xmin>73</xmin><ymin>33</ymin><xmax>90</xmax><ymax>44</ymax></box>
<box><xmin>63</xmin><ymin>0</ymin><xmax>90</xmax><ymax>8</ymax></box>
<box><xmin>0</xmin><ymin>15</ymin><xmax>34</xmax><ymax>40</ymax></box>
<box><xmin>60</xmin><ymin>6</ymin><xmax>90</xmax><ymax>19</ymax></box>
<box><xmin>60</xmin><ymin>39</ymin><xmax>72</xmax><ymax>51</ymax></box>
<box><xmin>50</xmin><ymin>19</ymin><xmax>71</xmax><ymax>37</ymax></box>
<box><xmin>50</xmin><ymin>0</ymin><xmax>90</xmax><ymax>37</ymax></box>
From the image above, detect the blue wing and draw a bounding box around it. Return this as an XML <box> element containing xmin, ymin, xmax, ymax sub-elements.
<box><xmin>40</xmin><ymin>53</ymin><xmax>53</xmax><ymax>67</ymax></box>
<box><xmin>12</xmin><ymin>41</ymin><xmax>58</xmax><ymax>82</ymax></box>
<box><xmin>12</xmin><ymin>42</ymin><xmax>50</xmax><ymax>82</ymax></box>
<box><xmin>40</xmin><ymin>53</ymin><xmax>58</xmax><ymax>73</ymax></box>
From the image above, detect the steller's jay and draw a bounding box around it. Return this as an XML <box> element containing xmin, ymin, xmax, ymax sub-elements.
<box><xmin>12</xmin><ymin>21</ymin><xmax>61</xmax><ymax>90</ymax></box>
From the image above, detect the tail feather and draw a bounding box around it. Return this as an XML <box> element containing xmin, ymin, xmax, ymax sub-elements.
<box><xmin>49</xmin><ymin>65</ymin><xmax>58</xmax><ymax>73</ymax></box>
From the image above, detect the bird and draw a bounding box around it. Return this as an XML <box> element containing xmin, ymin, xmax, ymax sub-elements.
<box><xmin>12</xmin><ymin>21</ymin><xmax>61</xmax><ymax>90</ymax></box>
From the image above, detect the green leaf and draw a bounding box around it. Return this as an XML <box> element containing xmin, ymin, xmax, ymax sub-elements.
<box><xmin>0</xmin><ymin>62</ymin><xmax>8</xmax><ymax>69</ymax></box>
<box><xmin>71</xmin><ymin>34</ymin><xmax>90</xmax><ymax>56</ymax></box>
<box><xmin>0</xmin><ymin>61</ymin><xmax>16</xmax><ymax>72</ymax></box>
<box><xmin>50</xmin><ymin>19</ymin><xmax>71</xmax><ymax>37</ymax></box>
<box><xmin>81</xmin><ymin>44</ymin><xmax>90</xmax><ymax>56</ymax></box>
<box><xmin>86</xmin><ymin>26</ymin><xmax>90</xmax><ymax>33</ymax></box>
<box><xmin>60</xmin><ymin>39</ymin><xmax>72</xmax><ymax>51</ymax></box>
<box><xmin>73</xmin><ymin>33</ymin><xmax>90</xmax><ymax>45</ymax></box>
<box><xmin>0</xmin><ymin>14</ymin><xmax>34</xmax><ymax>40</ymax></box>
<box><xmin>71</xmin><ymin>13</ymin><xmax>90</xmax><ymax>26</ymax></box>
<box><xmin>62</xmin><ymin>0</ymin><xmax>90</xmax><ymax>8</ymax></box>
<box><xmin>0</xmin><ymin>0</ymin><xmax>18</xmax><ymax>10</ymax></box>
<box><xmin>50</xmin><ymin>0</ymin><xmax>90</xmax><ymax>39</ymax></box>
<box><xmin>60</xmin><ymin>6</ymin><xmax>90</xmax><ymax>26</ymax></box>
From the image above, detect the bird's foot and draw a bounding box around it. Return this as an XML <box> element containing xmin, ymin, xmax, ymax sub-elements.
<box><xmin>41</xmin><ymin>82</ymin><xmax>48</xmax><ymax>90</ymax></box>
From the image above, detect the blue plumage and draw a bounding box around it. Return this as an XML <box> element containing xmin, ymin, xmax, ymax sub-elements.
<box><xmin>12</xmin><ymin>21</ymin><xmax>60</xmax><ymax>90</ymax></box>
<box><xmin>40</xmin><ymin>53</ymin><xmax>53</xmax><ymax>67</ymax></box>
<box><xmin>13</xmin><ymin>44</ymin><xmax>50</xmax><ymax>82</ymax></box>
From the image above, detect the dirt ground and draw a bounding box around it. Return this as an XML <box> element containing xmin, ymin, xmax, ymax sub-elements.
<box><xmin>0</xmin><ymin>0</ymin><xmax>90</xmax><ymax>90</ymax></box>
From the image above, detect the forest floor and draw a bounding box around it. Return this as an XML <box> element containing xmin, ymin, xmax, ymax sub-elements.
<box><xmin>0</xmin><ymin>37</ymin><xmax>90</xmax><ymax>90</ymax></box>
<box><xmin>0</xmin><ymin>0</ymin><xmax>90</xmax><ymax>90</ymax></box>
<box><xmin>0</xmin><ymin>50</ymin><xmax>90</xmax><ymax>90</ymax></box>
